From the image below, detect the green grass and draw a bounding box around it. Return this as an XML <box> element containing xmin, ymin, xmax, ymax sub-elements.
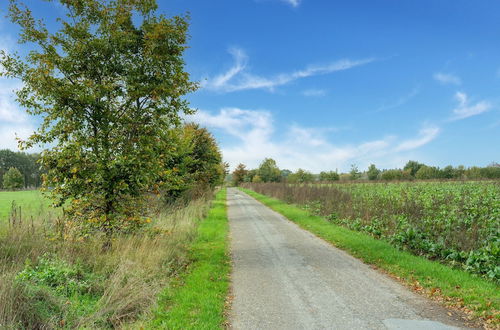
<box><xmin>0</xmin><ymin>190</ymin><xmax>53</xmax><ymax>222</ymax></box>
<box><xmin>149</xmin><ymin>188</ymin><xmax>230</xmax><ymax>329</ymax></box>
<box><xmin>240</xmin><ymin>188</ymin><xmax>499</xmax><ymax>325</ymax></box>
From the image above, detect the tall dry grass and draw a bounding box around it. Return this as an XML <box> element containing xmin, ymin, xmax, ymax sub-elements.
<box><xmin>0</xmin><ymin>192</ymin><xmax>213</xmax><ymax>329</ymax></box>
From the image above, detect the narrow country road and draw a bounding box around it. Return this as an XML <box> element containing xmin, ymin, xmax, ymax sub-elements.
<box><xmin>228</xmin><ymin>188</ymin><xmax>472</xmax><ymax>330</ymax></box>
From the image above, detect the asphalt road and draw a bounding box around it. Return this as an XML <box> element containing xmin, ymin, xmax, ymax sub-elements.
<box><xmin>227</xmin><ymin>188</ymin><xmax>472</xmax><ymax>330</ymax></box>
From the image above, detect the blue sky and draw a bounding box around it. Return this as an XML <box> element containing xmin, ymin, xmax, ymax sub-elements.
<box><xmin>0</xmin><ymin>0</ymin><xmax>499</xmax><ymax>172</ymax></box>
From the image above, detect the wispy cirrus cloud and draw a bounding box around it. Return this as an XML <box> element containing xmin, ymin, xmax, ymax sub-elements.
<box><xmin>301</xmin><ymin>88</ymin><xmax>327</xmax><ymax>97</ymax></box>
<box><xmin>450</xmin><ymin>91</ymin><xmax>492</xmax><ymax>120</ymax></box>
<box><xmin>434</xmin><ymin>72</ymin><xmax>461</xmax><ymax>85</ymax></box>
<box><xmin>203</xmin><ymin>47</ymin><xmax>375</xmax><ymax>93</ymax></box>
<box><xmin>394</xmin><ymin>126</ymin><xmax>440</xmax><ymax>151</ymax></box>
<box><xmin>371</xmin><ymin>86</ymin><xmax>419</xmax><ymax>113</ymax></box>
<box><xmin>283</xmin><ymin>0</ymin><xmax>300</xmax><ymax>7</ymax></box>
<box><xmin>188</xmin><ymin>107</ymin><xmax>440</xmax><ymax>172</ymax></box>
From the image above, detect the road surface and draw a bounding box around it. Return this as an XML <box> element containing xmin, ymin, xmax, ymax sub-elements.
<box><xmin>228</xmin><ymin>188</ymin><xmax>472</xmax><ymax>330</ymax></box>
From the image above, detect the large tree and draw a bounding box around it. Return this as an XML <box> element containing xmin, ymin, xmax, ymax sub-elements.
<box><xmin>0</xmin><ymin>0</ymin><xmax>197</xmax><ymax>235</ymax></box>
<box><xmin>161</xmin><ymin>123</ymin><xmax>224</xmax><ymax>202</ymax></box>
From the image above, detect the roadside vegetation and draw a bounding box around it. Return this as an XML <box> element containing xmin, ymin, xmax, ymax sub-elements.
<box><xmin>240</xmin><ymin>188</ymin><xmax>499</xmax><ymax>327</ymax></box>
<box><xmin>243</xmin><ymin>181</ymin><xmax>499</xmax><ymax>282</ymax></box>
<box><xmin>0</xmin><ymin>189</ymin><xmax>221</xmax><ymax>328</ymax></box>
<box><xmin>148</xmin><ymin>189</ymin><xmax>230</xmax><ymax>329</ymax></box>
<box><xmin>0</xmin><ymin>0</ymin><xmax>229</xmax><ymax>328</ymax></box>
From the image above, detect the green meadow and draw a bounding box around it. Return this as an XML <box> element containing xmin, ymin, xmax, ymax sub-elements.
<box><xmin>0</xmin><ymin>190</ymin><xmax>52</xmax><ymax>222</ymax></box>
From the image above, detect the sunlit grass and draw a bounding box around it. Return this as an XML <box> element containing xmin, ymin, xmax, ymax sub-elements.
<box><xmin>148</xmin><ymin>188</ymin><xmax>230</xmax><ymax>329</ymax></box>
<box><xmin>0</xmin><ymin>190</ymin><xmax>52</xmax><ymax>221</ymax></box>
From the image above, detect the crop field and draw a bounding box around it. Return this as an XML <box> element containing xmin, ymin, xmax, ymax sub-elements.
<box><xmin>0</xmin><ymin>190</ymin><xmax>52</xmax><ymax>222</ymax></box>
<box><xmin>243</xmin><ymin>181</ymin><xmax>500</xmax><ymax>282</ymax></box>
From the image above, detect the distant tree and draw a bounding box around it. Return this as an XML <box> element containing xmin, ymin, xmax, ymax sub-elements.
<box><xmin>280</xmin><ymin>169</ymin><xmax>292</xmax><ymax>181</ymax></box>
<box><xmin>3</xmin><ymin>167</ymin><xmax>24</xmax><ymax>190</ymax></box>
<box><xmin>380</xmin><ymin>169</ymin><xmax>403</xmax><ymax>181</ymax></box>
<box><xmin>366</xmin><ymin>164</ymin><xmax>380</xmax><ymax>180</ymax></box>
<box><xmin>464</xmin><ymin>166</ymin><xmax>482</xmax><ymax>179</ymax></box>
<box><xmin>453</xmin><ymin>165</ymin><xmax>466</xmax><ymax>179</ymax></box>
<box><xmin>0</xmin><ymin>0</ymin><xmax>197</xmax><ymax>239</ymax></box>
<box><xmin>415</xmin><ymin>166</ymin><xmax>440</xmax><ymax>180</ymax></box>
<box><xmin>349</xmin><ymin>164</ymin><xmax>361</xmax><ymax>180</ymax></box>
<box><xmin>252</xmin><ymin>175</ymin><xmax>263</xmax><ymax>183</ymax></box>
<box><xmin>232</xmin><ymin>163</ymin><xmax>248</xmax><ymax>186</ymax></box>
<box><xmin>257</xmin><ymin>158</ymin><xmax>281</xmax><ymax>182</ymax></box>
<box><xmin>244</xmin><ymin>169</ymin><xmax>258</xmax><ymax>183</ymax></box>
<box><xmin>480</xmin><ymin>165</ymin><xmax>500</xmax><ymax>179</ymax></box>
<box><xmin>0</xmin><ymin>149</ymin><xmax>43</xmax><ymax>188</ymax></box>
<box><xmin>339</xmin><ymin>173</ymin><xmax>351</xmax><ymax>181</ymax></box>
<box><xmin>404</xmin><ymin>160</ymin><xmax>424</xmax><ymax>177</ymax></box>
<box><xmin>440</xmin><ymin>165</ymin><xmax>455</xmax><ymax>179</ymax></box>
<box><xmin>319</xmin><ymin>171</ymin><xmax>339</xmax><ymax>181</ymax></box>
<box><xmin>288</xmin><ymin>169</ymin><xmax>314</xmax><ymax>183</ymax></box>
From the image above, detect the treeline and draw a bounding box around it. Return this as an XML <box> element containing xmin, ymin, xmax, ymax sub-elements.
<box><xmin>0</xmin><ymin>149</ymin><xmax>43</xmax><ymax>189</ymax></box>
<box><xmin>231</xmin><ymin>159</ymin><xmax>500</xmax><ymax>185</ymax></box>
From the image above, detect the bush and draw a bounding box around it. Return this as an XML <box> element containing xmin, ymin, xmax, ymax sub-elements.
<box><xmin>2</xmin><ymin>167</ymin><xmax>24</xmax><ymax>190</ymax></box>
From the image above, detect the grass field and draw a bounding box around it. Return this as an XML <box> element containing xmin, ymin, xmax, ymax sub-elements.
<box><xmin>240</xmin><ymin>188</ymin><xmax>499</xmax><ymax>327</ymax></box>
<box><xmin>0</xmin><ymin>190</ymin><xmax>52</xmax><ymax>221</ymax></box>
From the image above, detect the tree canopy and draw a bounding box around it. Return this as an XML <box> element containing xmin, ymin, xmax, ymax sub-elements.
<box><xmin>3</xmin><ymin>167</ymin><xmax>24</xmax><ymax>190</ymax></box>
<box><xmin>0</xmin><ymin>0</ymin><xmax>198</xmax><ymax>235</ymax></box>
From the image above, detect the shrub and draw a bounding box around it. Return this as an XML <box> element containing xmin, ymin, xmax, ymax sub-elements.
<box><xmin>2</xmin><ymin>167</ymin><xmax>24</xmax><ymax>190</ymax></box>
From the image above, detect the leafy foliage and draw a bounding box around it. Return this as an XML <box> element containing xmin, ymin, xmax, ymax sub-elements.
<box><xmin>366</xmin><ymin>164</ymin><xmax>380</xmax><ymax>180</ymax></box>
<box><xmin>16</xmin><ymin>254</ymin><xmax>95</xmax><ymax>297</ymax></box>
<box><xmin>287</xmin><ymin>168</ymin><xmax>314</xmax><ymax>183</ymax></box>
<box><xmin>319</xmin><ymin>170</ymin><xmax>339</xmax><ymax>181</ymax></box>
<box><xmin>257</xmin><ymin>158</ymin><xmax>281</xmax><ymax>183</ymax></box>
<box><xmin>3</xmin><ymin>167</ymin><xmax>24</xmax><ymax>190</ymax></box>
<box><xmin>349</xmin><ymin>164</ymin><xmax>361</xmax><ymax>180</ymax></box>
<box><xmin>0</xmin><ymin>0</ymin><xmax>197</xmax><ymax>234</ymax></box>
<box><xmin>232</xmin><ymin>163</ymin><xmax>248</xmax><ymax>186</ymax></box>
<box><xmin>161</xmin><ymin>124</ymin><xmax>224</xmax><ymax>203</ymax></box>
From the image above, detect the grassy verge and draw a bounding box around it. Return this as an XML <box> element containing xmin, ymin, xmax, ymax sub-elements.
<box><xmin>240</xmin><ymin>188</ymin><xmax>499</xmax><ymax>327</ymax></box>
<box><xmin>0</xmin><ymin>191</ymin><xmax>214</xmax><ymax>328</ymax></box>
<box><xmin>148</xmin><ymin>188</ymin><xmax>230</xmax><ymax>329</ymax></box>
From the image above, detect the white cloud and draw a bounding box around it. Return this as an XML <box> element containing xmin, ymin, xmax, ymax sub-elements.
<box><xmin>302</xmin><ymin>88</ymin><xmax>327</xmax><ymax>97</ymax></box>
<box><xmin>0</xmin><ymin>77</ymin><xmax>36</xmax><ymax>151</ymax></box>
<box><xmin>0</xmin><ymin>31</ymin><xmax>37</xmax><ymax>151</ymax></box>
<box><xmin>433</xmin><ymin>72</ymin><xmax>461</xmax><ymax>85</ymax></box>
<box><xmin>451</xmin><ymin>91</ymin><xmax>492</xmax><ymax>120</ymax></box>
<box><xmin>204</xmin><ymin>48</ymin><xmax>375</xmax><ymax>93</ymax></box>
<box><xmin>189</xmin><ymin>107</ymin><xmax>440</xmax><ymax>172</ymax></box>
<box><xmin>394</xmin><ymin>126</ymin><xmax>440</xmax><ymax>151</ymax></box>
<box><xmin>283</xmin><ymin>0</ymin><xmax>300</xmax><ymax>7</ymax></box>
